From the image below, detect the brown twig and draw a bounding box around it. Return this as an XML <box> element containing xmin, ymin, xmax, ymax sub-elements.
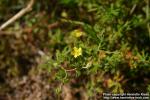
<box><xmin>48</xmin><ymin>21</ymin><xmax>60</xmax><ymax>29</ymax></box>
<box><xmin>0</xmin><ymin>0</ymin><xmax>35</xmax><ymax>31</ymax></box>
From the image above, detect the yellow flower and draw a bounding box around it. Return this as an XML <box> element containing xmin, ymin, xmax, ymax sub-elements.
<box><xmin>61</xmin><ymin>11</ymin><xmax>68</xmax><ymax>18</ymax></box>
<box><xmin>71</xmin><ymin>29</ymin><xmax>84</xmax><ymax>38</ymax></box>
<box><xmin>71</xmin><ymin>47</ymin><xmax>82</xmax><ymax>58</ymax></box>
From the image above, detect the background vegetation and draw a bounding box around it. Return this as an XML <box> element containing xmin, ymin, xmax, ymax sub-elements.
<box><xmin>0</xmin><ymin>0</ymin><xmax>150</xmax><ymax>99</ymax></box>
